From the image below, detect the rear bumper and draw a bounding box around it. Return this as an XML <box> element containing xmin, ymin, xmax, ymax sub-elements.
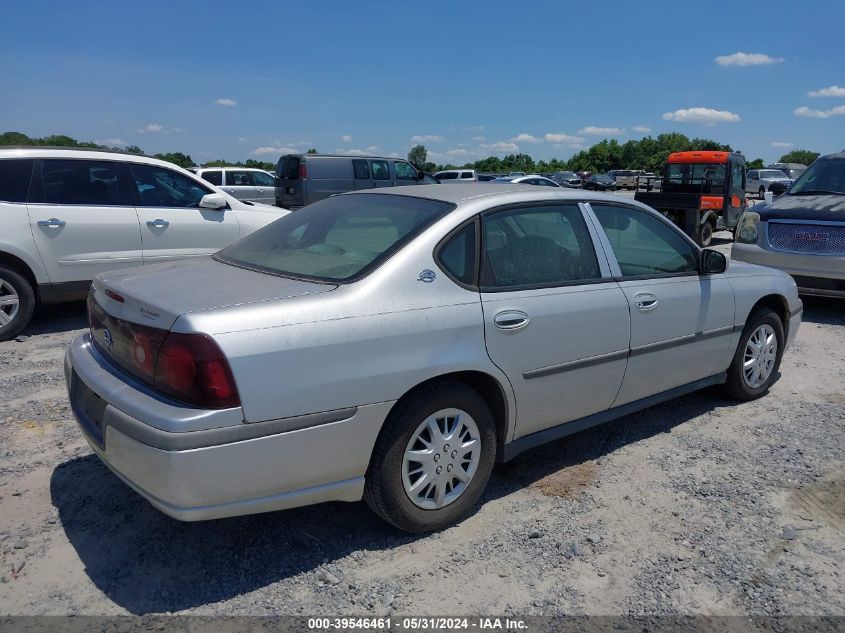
<box><xmin>732</xmin><ymin>242</ymin><xmax>845</xmax><ymax>298</ymax></box>
<box><xmin>65</xmin><ymin>334</ymin><xmax>392</xmax><ymax>520</ymax></box>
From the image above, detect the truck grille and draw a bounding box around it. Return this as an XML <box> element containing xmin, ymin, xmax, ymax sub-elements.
<box><xmin>767</xmin><ymin>221</ymin><xmax>845</xmax><ymax>256</ymax></box>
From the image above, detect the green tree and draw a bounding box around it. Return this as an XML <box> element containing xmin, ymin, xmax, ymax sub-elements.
<box><xmin>306</xmin><ymin>148</ymin><xmax>318</xmax><ymax>154</ymax></box>
<box><xmin>124</xmin><ymin>145</ymin><xmax>144</xmax><ymax>155</ymax></box>
<box><xmin>153</xmin><ymin>152</ymin><xmax>195</xmax><ymax>168</ymax></box>
<box><xmin>747</xmin><ymin>158</ymin><xmax>765</xmax><ymax>169</ymax></box>
<box><xmin>408</xmin><ymin>144</ymin><xmax>427</xmax><ymax>169</ymax></box>
<box><xmin>778</xmin><ymin>149</ymin><xmax>819</xmax><ymax>166</ymax></box>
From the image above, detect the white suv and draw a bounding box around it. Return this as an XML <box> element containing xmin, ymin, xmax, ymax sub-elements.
<box><xmin>0</xmin><ymin>148</ymin><xmax>288</xmax><ymax>340</ymax></box>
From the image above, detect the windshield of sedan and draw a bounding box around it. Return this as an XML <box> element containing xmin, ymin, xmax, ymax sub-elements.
<box><xmin>215</xmin><ymin>194</ymin><xmax>454</xmax><ymax>282</ymax></box>
<box><xmin>788</xmin><ymin>158</ymin><xmax>845</xmax><ymax>195</ymax></box>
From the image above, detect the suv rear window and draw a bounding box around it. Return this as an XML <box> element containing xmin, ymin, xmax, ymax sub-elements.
<box><xmin>437</xmin><ymin>172</ymin><xmax>459</xmax><ymax>180</ymax></box>
<box><xmin>216</xmin><ymin>194</ymin><xmax>454</xmax><ymax>283</ymax></box>
<box><xmin>0</xmin><ymin>159</ymin><xmax>34</xmax><ymax>203</ymax></box>
<box><xmin>284</xmin><ymin>157</ymin><xmax>300</xmax><ymax>179</ymax></box>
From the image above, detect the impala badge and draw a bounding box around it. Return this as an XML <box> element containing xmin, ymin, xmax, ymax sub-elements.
<box><xmin>418</xmin><ymin>269</ymin><xmax>436</xmax><ymax>283</ymax></box>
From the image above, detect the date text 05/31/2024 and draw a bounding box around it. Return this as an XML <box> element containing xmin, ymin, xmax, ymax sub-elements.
<box><xmin>307</xmin><ymin>617</ymin><xmax>528</xmax><ymax>630</ymax></box>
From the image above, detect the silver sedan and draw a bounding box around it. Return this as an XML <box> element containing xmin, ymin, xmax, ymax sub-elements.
<box><xmin>65</xmin><ymin>185</ymin><xmax>802</xmax><ymax>532</ymax></box>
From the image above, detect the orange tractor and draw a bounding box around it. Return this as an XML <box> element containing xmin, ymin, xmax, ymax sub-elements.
<box><xmin>635</xmin><ymin>151</ymin><xmax>747</xmax><ymax>246</ymax></box>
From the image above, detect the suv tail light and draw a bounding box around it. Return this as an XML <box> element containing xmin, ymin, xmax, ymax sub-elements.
<box><xmin>154</xmin><ymin>333</ymin><xmax>240</xmax><ymax>409</ymax></box>
<box><xmin>299</xmin><ymin>163</ymin><xmax>306</xmax><ymax>179</ymax></box>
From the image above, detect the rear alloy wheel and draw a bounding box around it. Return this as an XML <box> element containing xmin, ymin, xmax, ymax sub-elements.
<box><xmin>365</xmin><ymin>382</ymin><xmax>496</xmax><ymax>532</ymax></box>
<box><xmin>0</xmin><ymin>267</ymin><xmax>36</xmax><ymax>342</ymax></box>
<box><xmin>723</xmin><ymin>308</ymin><xmax>784</xmax><ymax>400</ymax></box>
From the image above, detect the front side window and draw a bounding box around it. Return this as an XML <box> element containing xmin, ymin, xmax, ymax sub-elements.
<box><xmin>481</xmin><ymin>205</ymin><xmax>600</xmax><ymax>289</ymax></box>
<box><xmin>249</xmin><ymin>171</ymin><xmax>276</xmax><ymax>187</ymax></box>
<box><xmin>201</xmin><ymin>170</ymin><xmax>222</xmax><ymax>186</ymax></box>
<box><xmin>592</xmin><ymin>204</ymin><xmax>698</xmax><ymax>277</ymax></box>
<box><xmin>371</xmin><ymin>160</ymin><xmax>390</xmax><ymax>180</ymax></box>
<box><xmin>353</xmin><ymin>159</ymin><xmax>370</xmax><ymax>179</ymax></box>
<box><xmin>41</xmin><ymin>159</ymin><xmax>130</xmax><ymax>206</ymax></box>
<box><xmin>394</xmin><ymin>161</ymin><xmax>417</xmax><ymax>181</ymax></box>
<box><xmin>130</xmin><ymin>163</ymin><xmax>211</xmax><ymax>208</ymax></box>
<box><xmin>438</xmin><ymin>222</ymin><xmax>476</xmax><ymax>286</ymax></box>
<box><xmin>0</xmin><ymin>159</ymin><xmax>34</xmax><ymax>203</ymax></box>
<box><xmin>216</xmin><ymin>194</ymin><xmax>453</xmax><ymax>282</ymax></box>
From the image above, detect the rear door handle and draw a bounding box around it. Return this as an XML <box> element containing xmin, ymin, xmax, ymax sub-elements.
<box><xmin>146</xmin><ymin>219</ymin><xmax>169</xmax><ymax>229</ymax></box>
<box><xmin>494</xmin><ymin>310</ymin><xmax>530</xmax><ymax>330</ymax></box>
<box><xmin>633</xmin><ymin>293</ymin><xmax>659</xmax><ymax>311</ymax></box>
<box><xmin>37</xmin><ymin>218</ymin><xmax>65</xmax><ymax>228</ymax></box>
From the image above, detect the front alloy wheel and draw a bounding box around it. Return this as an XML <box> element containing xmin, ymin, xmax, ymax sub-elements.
<box><xmin>743</xmin><ymin>324</ymin><xmax>777</xmax><ymax>389</ymax></box>
<box><xmin>723</xmin><ymin>307</ymin><xmax>784</xmax><ymax>400</ymax></box>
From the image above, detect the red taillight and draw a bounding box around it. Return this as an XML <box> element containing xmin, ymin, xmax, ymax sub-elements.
<box><xmin>105</xmin><ymin>289</ymin><xmax>125</xmax><ymax>303</ymax></box>
<box><xmin>154</xmin><ymin>332</ymin><xmax>240</xmax><ymax>409</ymax></box>
<box><xmin>298</xmin><ymin>163</ymin><xmax>306</xmax><ymax>179</ymax></box>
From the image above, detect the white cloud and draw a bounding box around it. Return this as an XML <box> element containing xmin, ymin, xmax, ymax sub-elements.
<box><xmin>138</xmin><ymin>123</ymin><xmax>163</xmax><ymax>133</ymax></box>
<box><xmin>510</xmin><ymin>133</ymin><xmax>541</xmax><ymax>143</ymax></box>
<box><xmin>214</xmin><ymin>98</ymin><xmax>237</xmax><ymax>107</ymax></box>
<box><xmin>446</xmin><ymin>148</ymin><xmax>470</xmax><ymax>157</ymax></box>
<box><xmin>808</xmin><ymin>85</ymin><xmax>845</xmax><ymax>97</ymax></box>
<box><xmin>662</xmin><ymin>108</ymin><xmax>740</xmax><ymax>125</ymax></box>
<box><xmin>97</xmin><ymin>137</ymin><xmax>126</xmax><ymax>146</ymax></box>
<box><xmin>578</xmin><ymin>126</ymin><xmax>625</xmax><ymax>136</ymax></box>
<box><xmin>237</xmin><ymin>136</ymin><xmax>247</xmax><ymax>142</ymax></box>
<box><xmin>480</xmin><ymin>141</ymin><xmax>519</xmax><ymax>152</ymax></box>
<box><xmin>410</xmin><ymin>134</ymin><xmax>444</xmax><ymax>142</ymax></box>
<box><xmin>335</xmin><ymin>147</ymin><xmax>381</xmax><ymax>156</ymax></box>
<box><xmin>341</xmin><ymin>135</ymin><xmax>352</xmax><ymax>143</ymax></box>
<box><xmin>714</xmin><ymin>52</ymin><xmax>784</xmax><ymax>66</ymax></box>
<box><xmin>771</xmin><ymin>142</ymin><xmax>793</xmax><ymax>148</ymax></box>
<box><xmin>252</xmin><ymin>146</ymin><xmax>298</xmax><ymax>156</ymax></box>
<box><xmin>544</xmin><ymin>132</ymin><xmax>585</xmax><ymax>144</ymax></box>
<box><xmin>632</xmin><ymin>125</ymin><xmax>651</xmax><ymax>133</ymax></box>
<box><xmin>794</xmin><ymin>104</ymin><xmax>845</xmax><ymax>119</ymax></box>
<box><xmin>470</xmin><ymin>135</ymin><xmax>486</xmax><ymax>142</ymax></box>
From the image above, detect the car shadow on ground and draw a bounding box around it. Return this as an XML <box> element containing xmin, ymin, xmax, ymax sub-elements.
<box><xmin>51</xmin><ymin>387</ymin><xmax>731</xmax><ymax>614</ymax></box>
<box><xmin>799</xmin><ymin>296</ymin><xmax>844</xmax><ymax>326</ymax></box>
<box><xmin>24</xmin><ymin>301</ymin><xmax>87</xmax><ymax>336</ymax></box>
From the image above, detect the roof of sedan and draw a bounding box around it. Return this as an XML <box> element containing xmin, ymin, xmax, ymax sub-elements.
<box><xmin>342</xmin><ymin>183</ymin><xmax>631</xmax><ymax>206</ymax></box>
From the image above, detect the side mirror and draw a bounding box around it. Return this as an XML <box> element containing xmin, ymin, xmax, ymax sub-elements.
<box><xmin>199</xmin><ymin>193</ymin><xmax>228</xmax><ymax>210</ymax></box>
<box><xmin>701</xmin><ymin>248</ymin><xmax>727</xmax><ymax>274</ymax></box>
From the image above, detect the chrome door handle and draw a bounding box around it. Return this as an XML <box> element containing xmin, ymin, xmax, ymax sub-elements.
<box><xmin>494</xmin><ymin>310</ymin><xmax>530</xmax><ymax>330</ymax></box>
<box><xmin>633</xmin><ymin>293</ymin><xmax>658</xmax><ymax>311</ymax></box>
<box><xmin>37</xmin><ymin>218</ymin><xmax>65</xmax><ymax>228</ymax></box>
<box><xmin>146</xmin><ymin>219</ymin><xmax>169</xmax><ymax>229</ymax></box>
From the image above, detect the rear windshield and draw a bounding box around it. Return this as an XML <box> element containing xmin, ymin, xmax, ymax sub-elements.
<box><xmin>216</xmin><ymin>194</ymin><xmax>454</xmax><ymax>283</ymax></box>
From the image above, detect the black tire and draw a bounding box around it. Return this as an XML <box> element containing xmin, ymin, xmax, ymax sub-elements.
<box><xmin>0</xmin><ymin>266</ymin><xmax>36</xmax><ymax>342</ymax></box>
<box><xmin>698</xmin><ymin>221</ymin><xmax>714</xmax><ymax>247</ymax></box>
<box><xmin>364</xmin><ymin>382</ymin><xmax>497</xmax><ymax>533</ymax></box>
<box><xmin>722</xmin><ymin>307</ymin><xmax>785</xmax><ymax>400</ymax></box>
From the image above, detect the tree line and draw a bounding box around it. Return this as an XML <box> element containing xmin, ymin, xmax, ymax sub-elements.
<box><xmin>1</xmin><ymin>130</ymin><xmax>821</xmax><ymax>176</ymax></box>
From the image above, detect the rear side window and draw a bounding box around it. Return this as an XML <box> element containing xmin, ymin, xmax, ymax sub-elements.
<box><xmin>284</xmin><ymin>157</ymin><xmax>300</xmax><ymax>179</ymax></box>
<box><xmin>592</xmin><ymin>205</ymin><xmax>697</xmax><ymax>277</ymax></box>
<box><xmin>201</xmin><ymin>170</ymin><xmax>222</xmax><ymax>186</ymax></box>
<box><xmin>0</xmin><ymin>159</ymin><xmax>34</xmax><ymax>202</ymax></box>
<box><xmin>482</xmin><ymin>205</ymin><xmax>600</xmax><ymax>289</ymax></box>
<box><xmin>372</xmin><ymin>160</ymin><xmax>390</xmax><ymax>180</ymax></box>
<box><xmin>40</xmin><ymin>159</ymin><xmax>130</xmax><ymax>206</ymax></box>
<box><xmin>437</xmin><ymin>172</ymin><xmax>459</xmax><ymax>180</ymax></box>
<box><xmin>227</xmin><ymin>170</ymin><xmax>252</xmax><ymax>186</ymax></box>
<box><xmin>461</xmin><ymin>172</ymin><xmax>474</xmax><ymax>179</ymax></box>
<box><xmin>353</xmin><ymin>159</ymin><xmax>370</xmax><ymax>179</ymax></box>
<box><xmin>438</xmin><ymin>222</ymin><xmax>477</xmax><ymax>286</ymax></box>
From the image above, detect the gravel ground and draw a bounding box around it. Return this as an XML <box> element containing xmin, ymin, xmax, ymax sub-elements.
<box><xmin>0</xmin><ymin>257</ymin><xmax>842</xmax><ymax>617</ymax></box>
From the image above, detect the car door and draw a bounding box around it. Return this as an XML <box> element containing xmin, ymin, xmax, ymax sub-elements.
<box><xmin>726</xmin><ymin>158</ymin><xmax>747</xmax><ymax>227</ymax></box>
<box><xmin>587</xmin><ymin>203</ymin><xmax>735</xmax><ymax>407</ymax></box>
<box><xmin>393</xmin><ymin>160</ymin><xmax>419</xmax><ymax>186</ymax></box>
<box><xmin>248</xmin><ymin>170</ymin><xmax>278</xmax><ymax>205</ymax></box>
<box><xmin>745</xmin><ymin>170</ymin><xmax>758</xmax><ymax>194</ymax></box>
<box><xmin>222</xmin><ymin>170</ymin><xmax>258</xmax><ymax>202</ymax></box>
<box><xmin>129</xmin><ymin>162</ymin><xmax>240</xmax><ymax>264</ymax></box>
<box><xmin>371</xmin><ymin>160</ymin><xmax>393</xmax><ymax>188</ymax></box>
<box><xmin>480</xmin><ymin>203</ymin><xmax>630</xmax><ymax>439</ymax></box>
<box><xmin>26</xmin><ymin>158</ymin><xmax>142</xmax><ymax>283</ymax></box>
<box><xmin>278</xmin><ymin>156</ymin><xmax>306</xmax><ymax>208</ymax></box>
